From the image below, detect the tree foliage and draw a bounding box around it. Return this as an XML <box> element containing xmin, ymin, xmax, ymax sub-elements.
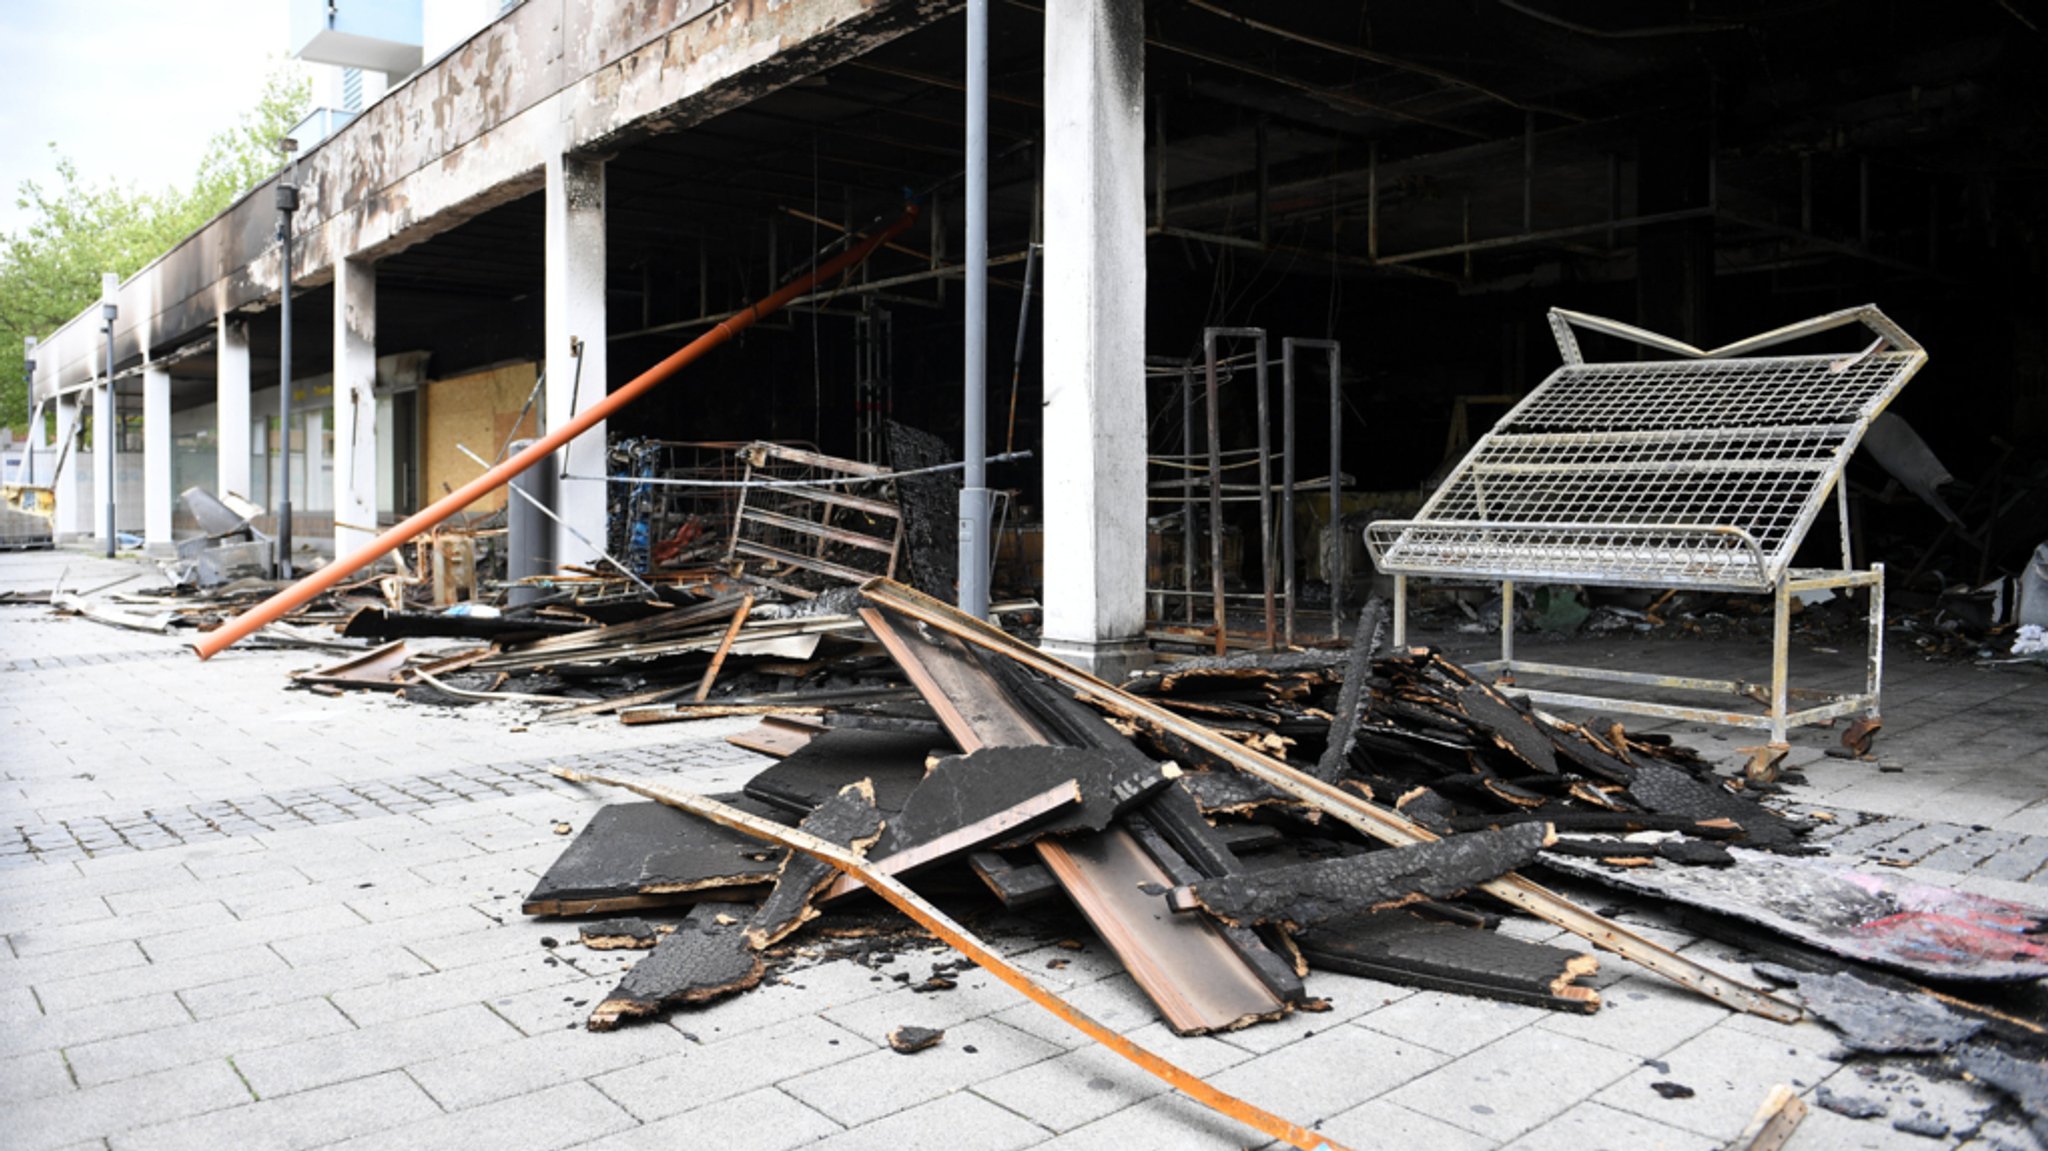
<box><xmin>0</xmin><ymin>66</ymin><xmax>309</xmax><ymax>437</ymax></box>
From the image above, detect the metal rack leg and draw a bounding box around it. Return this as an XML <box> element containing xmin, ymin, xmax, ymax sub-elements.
<box><xmin>1499</xmin><ymin>578</ymin><xmax>1515</xmax><ymax>668</ymax></box>
<box><xmin>1867</xmin><ymin>562</ymin><xmax>1885</xmax><ymax>712</ymax></box>
<box><xmin>1770</xmin><ymin>575</ymin><xmax>1791</xmax><ymax>745</ymax></box>
<box><xmin>1393</xmin><ymin>574</ymin><xmax>1408</xmax><ymax>647</ymax></box>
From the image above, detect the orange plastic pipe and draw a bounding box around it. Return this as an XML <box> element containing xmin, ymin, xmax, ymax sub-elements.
<box><xmin>195</xmin><ymin>204</ymin><xmax>922</xmax><ymax>660</ymax></box>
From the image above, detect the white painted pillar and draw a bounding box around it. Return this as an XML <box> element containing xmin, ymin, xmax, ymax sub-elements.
<box><xmin>92</xmin><ymin>371</ymin><xmax>114</xmax><ymax>546</ymax></box>
<box><xmin>143</xmin><ymin>365</ymin><xmax>173</xmax><ymax>552</ymax></box>
<box><xmin>332</xmin><ymin>256</ymin><xmax>379</xmax><ymax>555</ymax></box>
<box><xmin>1038</xmin><ymin>0</ymin><xmax>1150</xmax><ymax>676</ymax></box>
<box><xmin>217</xmin><ymin>316</ymin><xmax>252</xmax><ymax>501</ymax></box>
<box><xmin>544</xmin><ymin>152</ymin><xmax>609</xmax><ymax>565</ymax></box>
<box><xmin>53</xmin><ymin>394</ymin><xmax>87</xmax><ymax>539</ymax></box>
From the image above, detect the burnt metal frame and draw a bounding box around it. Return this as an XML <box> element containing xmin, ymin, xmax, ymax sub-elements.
<box><xmin>1367</xmin><ymin>305</ymin><xmax>1926</xmax><ymax>745</ymax></box>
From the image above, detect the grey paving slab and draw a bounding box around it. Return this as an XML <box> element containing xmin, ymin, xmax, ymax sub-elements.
<box><xmin>230</xmin><ymin>1001</ymin><xmax>521</xmax><ymax>1099</ymax></box>
<box><xmin>1534</xmin><ymin>975</ymin><xmax>1733</xmax><ymax>1061</ymax></box>
<box><xmin>569</xmin><ymin>1086</ymin><xmax>845</xmax><ymax>1151</ymax></box>
<box><xmin>1027</xmin><ymin>1090</ymin><xmax>1264</xmax><ymax>1151</ymax></box>
<box><xmin>591</xmin><ymin>1014</ymin><xmax>877</xmax><ymax>1123</ymax></box>
<box><xmin>0</xmin><ymin>1048</ymin><xmax>76</xmax><ymax>1105</ymax></box>
<box><xmin>1594</xmin><ymin>1023</ymin><xmax>1843</xmax><ymax>1139</ymax></box>
<box><xmin>1385</xmin><ymin>1024</ymin><xmax>1642</xmax><ymax>1142</ymax></box>
<box><xmin>1313</xmin><ymin>1098</ymin><xmax>1497</xmax><ymax>1151</ymax></box>
<box><xmin>65</xmin><ymin>996</ymin><xmax>352</xmax><ymax>1087</ymax></box>
<box><xmin>7</xmin><ymin>1059</ymin><xmax>252</xmax><ymax>1151</ymax></box>
<box><xmin>971</xmin><ymin>1020</ymin><xmax>1252</xmax><ymax>1134</ymax></box>
<box><xmin>1497</xmin><ymin>1099</ymin><xmax>1720</xmax><ymax>1151</ymax></box>
<box><xmin>808</xmin><ymin>1090</ymin><xmax>1050</xmax><ymax>1151</ymax></box>
<box><xmin>408</xmin><ymin>1020</ymin><xmax>683</xmax><ymax>1112</ymax></box>
<box><xmin>783</xmin><ymin>1016</ymin><xmax>1063</xmax><ymax>1127</ymax></box>
<box><xmin>175</xmin><ymin>944</ymin><xmax>434</xmax><ymax>1020</ymax></box>
<box><xmin>0</xmin><ymin>990</ymin><xmax>194</xmax><ymax>1060</ymax></box>
<box><xmin>107</xmin><ymin>1070</ymin><xmax>443</xmax><ymax>1151</ymax></box>
<box><xmin>1354</xmin><ymin>988</ymin><xmax>1545</xmax><ymax>1058</ymax></box>
<box><xmin>320</xmin><ymin>1081</ymin><xmax>635</xmax><ymax>1151</ymax></box>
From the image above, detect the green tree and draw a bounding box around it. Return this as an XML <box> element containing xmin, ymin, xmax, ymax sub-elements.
<box><xmin>0</xmin><ymin>65</ymin><xmax>309</xmax><ymax>440</ymax></box>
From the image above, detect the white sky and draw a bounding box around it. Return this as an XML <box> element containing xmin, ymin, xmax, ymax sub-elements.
<box><xmin>0</xmin><ymin>2</ymin><xmax>287</xmax><ymax>236</ymax></box>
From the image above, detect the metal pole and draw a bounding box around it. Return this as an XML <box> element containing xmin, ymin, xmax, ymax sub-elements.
<box><xmin>276</xmin><ymin>169</ymin><xmax>300</xmax><ymax>580</ymax></box>
<box><xmin>1328</xmin><ymin>342</ymin><xmax>1342</xmax><ymax>641</ymax></box>
<box><xmin>1203</xmin><ymin>332</ymin><xmax>1227</xmax><ymax>655</ymax></box>
<box><xmin>1181</xmin><ymin>365</ymin><xmax>1196</xmax><ymax>625</ymax></box>
<box><xmin>1282</xmin><ymin>339</ymin><xmax>1296</xmax><ymax>646</ymax></box>
<box><xmin>1254</xmin><ymin>333</ymin><xmax>1274</xmax><ymax>649</ymax></box>
<box><xmin>100</xmin><ymin>274</ymin><xmax>117</xmax><ymax>558</ymax></box>
<box><xmin>21</xmin><ymin>338</ymin><xmax>34</xmax><ymax>487</ymax></box>
<box><xmin>957</xmin><ymin>0</ymin><xmax>991</xmax><ymax>618</ymax></box>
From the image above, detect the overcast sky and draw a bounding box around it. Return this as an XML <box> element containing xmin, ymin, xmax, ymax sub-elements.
<box><xmin>0</xmin><ymin>2</ymin><xmax>286</xmax><ymax>236</ymax></box>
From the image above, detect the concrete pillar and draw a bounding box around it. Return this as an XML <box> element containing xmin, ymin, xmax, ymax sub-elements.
<box><xmin>53</xmin><ymin>394</ymin><xmax>87</xmax><ymax>539</ymax></box>
<box><xmin>1038</xmin><ymin>0</ymin><xmax>1150</xmax><ymax>676</ymax></box>
<box><xmin>333</xmin><ymin>256</ymin><xmax>379</xmax><ymax>554</ymax></box>
<box><xmin>92</xmin><ymin>372</ymin><xmax>114</xmax><ymax>547</ymax></box>
<box><xmin>544</xmin><ymin>152</ymin><xmax>609</xmax><ymax>565</ymax></box>
<box><xmin>143</xmin><ymin>365</ymin><xmax>173</xmax><ymax>553</ymax></box>
<box><xmin>217</xmin><ymin>316</ymin><xmax>252</xmax><ymax>501</ymax></box>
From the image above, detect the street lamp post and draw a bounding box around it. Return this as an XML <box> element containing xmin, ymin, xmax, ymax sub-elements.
<box><xmin>100</xmin><ymin>272</ymin><xmax>117</xmax><ymax>558</ymax></box>
<box><xmin>22</xmin><ymin>337</ymin><xmax>35</xmax><ymax>487</ymax></box>
<box><xmin>275</xmin><ymin>141</ymin><xmax>300</xmax><ymax>579</ymax></box>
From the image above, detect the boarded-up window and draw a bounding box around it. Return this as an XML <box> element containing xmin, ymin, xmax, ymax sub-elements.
<box><xmin>419</xmin><ymin>362</ymin><xmax>541</xmax><ymax>518</ymax></box>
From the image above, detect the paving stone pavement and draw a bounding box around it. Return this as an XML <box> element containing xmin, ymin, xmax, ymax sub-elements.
<box><xmin>3</xmin><ymin>545</ymin><xmax>2045</xmax><ymax>1151</ymax></box>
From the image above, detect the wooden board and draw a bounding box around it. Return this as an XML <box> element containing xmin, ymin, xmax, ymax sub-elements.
<box><xmin>741</xmin><ymin>728</ymin><xmax>935</xmax><ymax>819</ymax></box>
<box><xmin>522</xmin><ymin>800</ymin><xmax>785</xmax><ymax>916</ymax></box>
<box><xmin>1176</xmin><ymin>823</ymin><xmax>1555</xmax><ymax>932</ymax></box>
<box><xmin>1298</xmin><ymin>911</ymin><xmax>1599</xmax><ymax>1012</ymax></box>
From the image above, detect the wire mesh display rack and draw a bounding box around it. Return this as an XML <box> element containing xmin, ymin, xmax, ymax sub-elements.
<box><xmin>1366</xmin><ymin>305</ymin><xmax>1928</xmax><ymax>747</ymax></box>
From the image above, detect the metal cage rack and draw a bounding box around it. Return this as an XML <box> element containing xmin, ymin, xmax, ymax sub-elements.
<box><xmin>1365</xmin><ymin>305</ymin><xmax>1928</xmax><ymax>746</ymax></box>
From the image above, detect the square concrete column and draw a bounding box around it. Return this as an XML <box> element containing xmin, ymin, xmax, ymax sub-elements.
<box><xmin>544</xmin><ymin>152</ymin><xmax>609</xmax><ymax>565</ymax></box>
<box><xmin>53</xmin><ymin>394</ymin><xmax>88</xmax><ymax>538</ymax></box>
<box><xmin>143</xmin><ymin>365</ymin><xmax>173</xmax><ymax>552</ymax></box>
<box><xmin>92</xmin><ymin>372</ymin><xmax>114</xmax><ymax>547</ymax></box>
<box><xmin>1038</xmin><ymin>0</ymin><xmax>1151</xmax><ymax>677</ymax></box>
<box><xmin>333</xmin><ymin>256</ymin><xmax>379</xmax><ymax>554</ymax></box>
<box><xmin>217</xmin><ymin>316</ymin><xmax>252</xmax><ymax>501</ymax></box>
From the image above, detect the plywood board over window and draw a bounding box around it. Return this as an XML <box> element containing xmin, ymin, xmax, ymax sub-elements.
<box><xmin>420</xmin><ymin>362</ymin><xmax>541</xmax><ymax>518</ymax></box>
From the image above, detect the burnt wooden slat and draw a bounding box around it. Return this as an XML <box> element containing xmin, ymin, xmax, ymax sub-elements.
<box><xmin>1298</xmin><ymin>911</ymin><xmax>1599</xmax><ymax>1013</ymax></box>
<box><xmin>587</xmin><ymin>902</ymin><xmax>764</xmax><ymax>1029</ymax></box>
<box><xmin>1177</xmin><ymin>823</ymin><xmax>1555</xmax><ymax>932</ymax></box>
<box><xmin>523</xmin><ymin>799</ymin><xmax>786</xmax><ymax>916</ymax></box>
<box><xmin>744</xmin><ymin>780</ymin><xmax>886</xmax><ymax>950</ymax></box>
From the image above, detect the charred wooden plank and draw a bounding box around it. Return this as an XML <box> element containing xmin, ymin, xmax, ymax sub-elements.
<box><xmin>1175</xmin><ymin>824</ymin><xmax>1556</xmax><ymax>932</ymax></box>
<box><xmin>523</xmin><ymin>800</ymin><xmax>785</xmax><ymax>916</ymax></box>
<box><xmin>1128</xmin><ymin>797</ymin><xmax>1308</xmax><ymax>1005</ymax></box>
<box><xmin>587</xmin><ymin>902</ymin><xmax>763</xmax><ymax>1029</ymax></box>
<box><xmin>741</xmin><ymin>727</ymin><xmax>936</xmax><ymax>819</ymax></box>
<box><xmin>871</xmin><ymin>746</ymin><xmax>1165</xmax><ymax>857</ymax></box>
<box><xmin>744</xmin><ymin>780</ymin><xmax>885</xmax><ymax>950</ymax></box>
<box><xmin>1297</xmin><ymin>911</ymin><xmax>1599</xmax><ymax>1013</ymax></box>
<box><xmin>1455</xmin><ymin>683</ymin><xmax>1559</xmax><ymax>775</ymax></box>
<box><xmin>1313</xmin><ymin>598</ymin><xmax>1387</xmax><ymax>783</ymax></box>
<box><xmin>969</xmin><ymin>851</ymin><xmax>1061</xmax><ymax>908</ymax></box>
<box><xmin>1037</xmin><ymin>829</ymin><xmax>1290</xmax><ymax>1034</ymax></box>
<box><xmin>820</xmin><ymin>782</ymin><xmax>1081</xmax><ymax>903</ymax></box>
<box><xmin>1624</xmin><ymin>763</ymin><xmax>1804</xmax><ymax>851</ymax></box>
<box><xmin>1180</xmin><ymin>771</ymin><xmax>1296</xmax><ymax>817</ymax></box>
<box><xmin>725</xmin><ymin>715</ymin><xmax>827</xmax><ymax>759</ymax></box>
<box><xmin>578</xmin><ymin>918</ymin><xmax>673</xmax><ymax>950</ymax></box>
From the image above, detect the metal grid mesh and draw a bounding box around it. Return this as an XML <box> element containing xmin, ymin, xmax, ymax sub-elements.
<box><xmin>1369</xmin><ymin>321</ymin><xmax>1924</xmax><ymax>591</ymax></box>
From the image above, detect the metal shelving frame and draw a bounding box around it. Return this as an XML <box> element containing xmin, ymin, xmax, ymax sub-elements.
<box><xmin>1365</xmin><ymin>305</ymin><xmax>1928</xmax><ymax>745</ymax></box>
